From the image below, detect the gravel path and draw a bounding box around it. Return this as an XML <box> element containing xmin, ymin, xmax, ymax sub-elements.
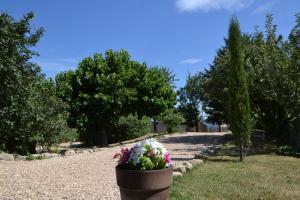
<box><xmin>0</xmin><ymin>132</ymin><xmax>225</xmax><ymax>200</ymax></box>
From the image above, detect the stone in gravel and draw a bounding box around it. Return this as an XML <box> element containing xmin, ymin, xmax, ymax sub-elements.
<box><xmin>194</xmin><ymin>153</ymin><xmax>208</xmax><ymax>160</ymax></box>
<box><xmin>51</xmin><ymin>153</ymin><xmax>60</xmax><ymax>158</ymax></box>
<box><xmin>93</xmin><ymin>148</ymin><xmax>101</xmax><ymax>152</ymax></box>
<box><xmin>0</xmin><ymin>152</ymin><xmax>14</xmax><ymax>161</ymax></box>
<box><xmin>82</xmin><ymin>150</ymin><xmax>90</xmax><ymax>154</ymax></box>
<box><xmin>42</xmin><ymin>153</ymin><xmax>59</xmax><ymax>159</ymax></box>
<box><xmin>183</xmin><ymin>161</ymin><xmax>193</xmax><ymax>170</ymax></box>
<box><xmin>75</xmin><ymin>150</ymin><xmax>83</xmax><ymax>153</ymax></box>
<box><xmin>42</xmin><ymin>153</ymin><xmax>52</xmax><ymax>159</ymax></box>
<box><xmin>15</xmin><ymin>155</ymin><xmax>26</xmax><ymax>161</ymax></box>
<box><xmin>173</xmin><ymin>165</ymin><xmax>186</xmax><ymax>173</ymax></box>
<box><xmin>88</xmin><ymin>149</ymin><xmax>94</xmax><ymax>153</ymax></box>
<box><xmin>64</xmin><ymin>150</ymin><xmax>75</xmax><ymax>156</ymax></box>
<box><xmin>173</xmin><ymin>172</ymin><xmax>182</xmax><ymax>177</ymax></box>
<box><xmin>189</xmin><ymin>159</ymin><xmax>204</xmax><ymax>166</ymax></box>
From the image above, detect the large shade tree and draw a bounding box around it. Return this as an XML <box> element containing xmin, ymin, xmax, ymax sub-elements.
<box><xmin>56</xmin><ymin>50</ymin><xmax>176</xmax><ymax>146</ymax></box>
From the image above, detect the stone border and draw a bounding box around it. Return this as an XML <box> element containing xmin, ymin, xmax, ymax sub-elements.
<box><xmin>0</xmin><ymin>132</ymin><xmax>178</xmax><ymax>162</ymax></box>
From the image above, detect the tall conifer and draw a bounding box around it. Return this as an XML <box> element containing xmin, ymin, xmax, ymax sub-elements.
<box><xmin>227</xmin><ymin>17</ymin><xmax>251</xmax><ymax>161</ymax></box>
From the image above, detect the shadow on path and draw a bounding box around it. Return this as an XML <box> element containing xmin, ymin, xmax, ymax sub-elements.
<box><xmin>160</xmin><ymin>134</ymin><xmax>226</xmax><ymax>146</ymax></box>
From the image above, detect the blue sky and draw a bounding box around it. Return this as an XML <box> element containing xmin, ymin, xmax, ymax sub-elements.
<box><xmin>1</xmin><ymin>0</ymin><xmax>299</xmax><ymax>88</ymax></box>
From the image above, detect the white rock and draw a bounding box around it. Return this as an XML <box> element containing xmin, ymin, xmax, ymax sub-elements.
<box><xmin>194</xmin><ymin>153</ymin><xmax>208</xmax><ymax>160</ymax></box>
<box><xmin>42</xmin><ymin>153</ymin><xmax>60</xmax><ymax>159</ymax></box>
<box><xmin>42</xmin><ymin>153</ymin><xmax>52</xmax><ymax>159</ymax></box>
<box><xmin>15</xmin><ymin>155</ymin><xmax>26</xmax><ymax>161</ymax></box>
<box><xmin>88</xmin><ymin>149</ymin><xmax>94</xmax><ymax>153</ymax></box>
<box><xmin>82</xmin><ymin>150</ymin><xmax>90</xmax><ymax>154</ymax></box>
<box><xmin>64</xmin><ymin>150</ymin><xmax>75</xmax><ymax>156</ymax></box>
<box><xmin>183</xmin><ymin>161</ymin><xmax>193</xmax><ymax>170</ymax></box>
<box><xmin>173</xmin><ymin>172</ymin><xmax>182</xmax><ymax>177</ymax></box>
<box><xmin>75</xmin><ymin>150</ymin><xmax>83</xmax><ymax>153</ymax></box>
<box><xmin>0</xmin><ymin>152</ymin><xmax>14</xmax><ymax>161</ymax></box>
<box><xmin>173</xmin><ymin>165</ymin><xmax>186</xmax><ymax>173</ymax></box>
<box><xmin>190</xmin><ymin>159</ymin><xmax>204</xmax><ymax>166</ymax></box>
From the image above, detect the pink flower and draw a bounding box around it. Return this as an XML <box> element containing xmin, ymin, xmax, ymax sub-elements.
<box><xmin>113</xmin><ymin>153</ymin><xmax>121</xmax><ymax>159</ymax></box>
<box><xmin>113</xmin><ymin>148</ymin><xmax>131</xmax><ymax>165</ymax></box>
<box><xmin>164</xmin><ymin>152</ymin><xmax>171</xmax><ymax>163</ymax></box>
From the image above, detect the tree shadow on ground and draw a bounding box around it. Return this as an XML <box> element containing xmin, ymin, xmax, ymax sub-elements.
<box><xmin>160</xmin><ymin>134</ymin><xmax>227</xmax><ymax>146</ymax></box>
<box><xmin>171</xmin><ymin>157</ymin><xmax>195</xmax><ymax>162</ymax></box>
<box><xmin>207</xmin><ymin>143</ymin><xmax>276</xmax><ymax>163</ymax></box>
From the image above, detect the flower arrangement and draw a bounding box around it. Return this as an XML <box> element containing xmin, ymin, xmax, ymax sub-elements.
<box><xmin>113</xmin><ymin>138</ymin><xmax>172</xmax><ymax>170</ymax></box>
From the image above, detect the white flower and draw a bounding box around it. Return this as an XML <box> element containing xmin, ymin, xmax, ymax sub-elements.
<box><xmin>128</xmin><ymin>138</ymin><xmax>170</xmax><ymax>167</ymax></box>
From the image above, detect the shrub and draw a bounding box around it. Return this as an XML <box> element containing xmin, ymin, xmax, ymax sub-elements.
<box><xmin>277</xmin><ymin>145</ymin><xmax>299</xmax><ymax>156</ymax></box>
<box><xmin>49</xmin><ymin>145</ymin><xmax>61</xmax><ymax>154</ymax></box>
<box><xmin>110</xmin><ymin>114</ymin><xmax>151</xmax><ymax>143</ymax></box>
<box><xmin>58</xmin><ymin>128</ymin><xmax>79</xmax><ymax>143</ymax></box>
<box><xmin>26</xmin><ymin>154</ymin><xmax>35</xmax><ymax>161</ymax></box>
<box><xmin>161</xmin><ymin>109</ymin><xmax>185</xmax><ymax>133</ymax></box>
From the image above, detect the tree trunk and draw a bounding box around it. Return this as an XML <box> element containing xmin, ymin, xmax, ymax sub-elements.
<box><xmin>296</xmin><ymin>117</ymin><xmax>300</xmax><ymax>150</ymax></box>
<box><xmin>100</xmin><ymin>126</ymin><xmax>108</xmax><ymax>147</ymax></box>
<box><xmin>239</xmin><ymin>139</ymin><xmax>244</xmax><ymax>162</ymax></box>
<box><xmin>153</xmin><ymin>117</ymin><xmax>158</xmax><ymax>133</ymax></box>
<box><xmin>195</xmin><ymin>122</ymin><xmax>199</xmax><ymax>132</ymax></box>
<box><xmin>218</xmin><ymin>123</ymin><xmax>221</xmax><ymax>132</ymax></box>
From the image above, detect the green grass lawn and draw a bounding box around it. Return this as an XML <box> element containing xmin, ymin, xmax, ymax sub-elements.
<box><xmin>170</xmin><ymin>150</ymin><xmax>300</xmax><ymax>200</ymax></box>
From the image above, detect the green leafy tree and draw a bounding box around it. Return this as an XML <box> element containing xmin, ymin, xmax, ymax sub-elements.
<box><xmin>56</xmin><ymin>50</ymin><xmax>176</xmax><ymax>146</ymax></box>
<box><xmin>227</xmin><ymin>17</ymin><xmax>251</xmax><ymax>161</ymax></box>
<box><xmin>160</xmin><ymin>109</ymin><xmax>185</xmax><ymax>133</ymax></box>
<box><xmin>0</xmin><ymin>12</ymin><xmax>69</xmax><ymax>154</ymax></box>
<box><xmin>201</xmin><ymin>47</ymin><xmax>229</xmax><ymax>131</ymax></box>
<box><xmin>177</xmin><ymin>73</ymin><xmax>203</xmax><ymax>131</ymax></box>
<box><xmin>132</xmin><ymin>66</ymin><xmax>176</xmax><ymax>132</ymax></box>
<box><xmin>288</xmin><ymin>14</ymin><xmax>300</xmax><ymax>148</ymax></box>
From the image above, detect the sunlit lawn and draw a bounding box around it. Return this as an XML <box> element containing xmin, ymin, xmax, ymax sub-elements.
<box><xmin>170</xmin><ymin>146</ymin><xmax>300</xmax><ymax>200</ymax></box>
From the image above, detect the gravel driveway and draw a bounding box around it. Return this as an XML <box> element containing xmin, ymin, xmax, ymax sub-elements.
<box><xmin>0</xmin><ymin>132</ymin><xmax>225</xmax><ymax>200</ymax></box>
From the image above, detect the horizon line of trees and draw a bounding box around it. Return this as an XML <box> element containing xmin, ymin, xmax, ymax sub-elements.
<box><xmin>1</xmin><ymin>11</ymin><xmax>299</xmax><ymax>155</ymax></box>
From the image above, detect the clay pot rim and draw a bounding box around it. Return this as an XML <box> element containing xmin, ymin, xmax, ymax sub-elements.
<box><xmin>115</xmin><ymin>165</ymin><xmax>173</xmax><ymax>173</ymax></box>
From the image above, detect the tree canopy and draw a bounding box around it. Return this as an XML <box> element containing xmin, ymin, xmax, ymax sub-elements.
<box><xmin>0</xmin><ymin>12</ymin><xmax>69</xmax><ymax>154</ymax></box>
<box><xmin>200</xmin><ymin>14</ymin><xmax>300</xmax><ymax>147</ymax></box>
<box><xmin>56</xmin><ymin>50</ymin><xmax>176</xmax><ymax>146</ymax></box>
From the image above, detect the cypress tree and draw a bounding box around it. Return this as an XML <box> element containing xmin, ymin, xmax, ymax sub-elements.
<box><xmin>227</xmin><ymin>17</ymin><xmax>251</xmax><ymax>162</ymax></box>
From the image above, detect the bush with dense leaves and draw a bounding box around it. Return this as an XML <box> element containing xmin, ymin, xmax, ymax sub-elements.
<box><xmin>109</xmin><ymin>114</ymin><xmax>151</xmax><ymax>143</ymax></box>
<box><xmin>161</xmin><ymin>109</ymin><xmax>185</xmax><ymax>133</ymax></box>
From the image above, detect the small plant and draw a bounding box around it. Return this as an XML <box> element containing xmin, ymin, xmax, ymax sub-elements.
<box><xmin>35</xmin><ymin>155</ymin><xmax>44</xmax><ymax>160</ymax></box>
<box><xmin>26</xmin><ymin>154</ymin><xmax>35</xmax><ymax>160</ymax></box>
<box><xmin>50</xmin><ymin>145</ymin><xmax>61</xmax><ymax>154</ymax></box>
<box><xmin>110</xmin><ymin>114</ymin><xmax>151</xmax><ymax>143</ymax></box>
<box><xmin>26</xmin><ymin>154</ymin><xmax>44</xmax><ymax>160</ymax></box>
<box><xmin>277</xmin><ymin>145</ymin><xmax>298</xmax><ymax>156</ymax></box>
<box><xmin>113</xmin><ymin>138</ymin><xmax>172</xmax><ymax>170</ymax></box>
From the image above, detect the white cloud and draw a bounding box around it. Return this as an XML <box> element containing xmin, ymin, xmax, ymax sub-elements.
<box><xmin>179</xmin><ymin>58</ymin><xmax>201</xmax><ymax>64</ymax></box>
<box><xmin>251</xmin><ymin>2</ymin><xmax>275</xmax><ymax>15</ymax></box>
<box><xmin>176</xmin><ymin>0</ymin><xmax>253</xmax><ymax>12</ymax></box>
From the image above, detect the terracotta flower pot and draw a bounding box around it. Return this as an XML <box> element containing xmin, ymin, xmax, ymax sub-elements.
<box><xmin>115</xmin><ymin>166</ymin><xmax>173</xmax><ymax>200</ymax></box>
